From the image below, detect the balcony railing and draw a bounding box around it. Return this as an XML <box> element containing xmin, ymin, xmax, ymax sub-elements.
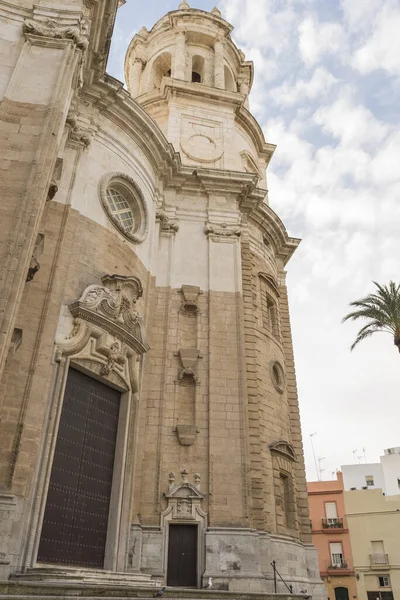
<box><xmin>327</xmin><ymin>560</ymin><xmax>349</xmax><ymax>571</ymax></box>
<box><xmin>370</xmin><ymin>554</ymin><xmax>389</xmax><ymax>566</ymax></box>
<box><xmin>322</xmin><ymin>517</ymin><xmax>344</xmax><ymax>529</ymax></box>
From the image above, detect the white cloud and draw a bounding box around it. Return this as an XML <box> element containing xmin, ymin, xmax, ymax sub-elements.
<box><xmin>298</xmin><ymin>16</ymin><xmax>346</xmax><ymax>66</ymax></box>
<box><xmin>313</xmin><ymin>88</ymin><xmax>388</xmax><ymax>148</ymax></box>
<box><xmin>351</xmin><ymin>4</ymin><xmax>400</xmax><ymax>75</ymax></box>
<box><xmin>272</xmin><ymin>67</ymin><xmax>338</xmax><ymax>106</ymax></box>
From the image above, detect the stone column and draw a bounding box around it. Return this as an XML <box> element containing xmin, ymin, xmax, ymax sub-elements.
<box><xmin>130</xmin><ymin>58</ymin><xmax>144</xmax><ymax>98</ymax></box>
<box><xmin>0</xmin><ymin>17</ymin><xmax>86</xmax><ymax>383</ymax></box>
<box><xmin>214</xmin><ymin>39</ymin><xmax>225</xmax><ymax>89</ymax></box>
<box><xmin>173</xmin><ymin>31</ymin><xmax>186</xmax><ymax>81</ymax></box>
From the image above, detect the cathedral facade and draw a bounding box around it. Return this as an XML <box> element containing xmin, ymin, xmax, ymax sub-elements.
<box><xmin>0</xmin><ymin>0</ymin><xmax>323</xmax><ymax>596</ymax></box>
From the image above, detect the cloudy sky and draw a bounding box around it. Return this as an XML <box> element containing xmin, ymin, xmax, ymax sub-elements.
<box><xmin>107</xmin><ymin>0</ymin><xmax>400</xmax><ymax>482</ymax></box>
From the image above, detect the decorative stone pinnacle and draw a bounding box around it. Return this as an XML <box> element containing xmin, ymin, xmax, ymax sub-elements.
<box><xmin>181</xmin><ymin>467</ymin><xmax>189</xmax><ymax>483</ymax></box>
<box><xmin>211</xmin><ymin>7</ymin><xmax>222</xmax><ymax>17</ymax></box>
<box><xmin>178</xmin><ymin>0</ymin><xmax>190</xmax><ymax>9</ymax></box>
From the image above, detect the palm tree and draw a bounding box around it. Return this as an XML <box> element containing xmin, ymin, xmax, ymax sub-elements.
<box><xmin>342</xmin><ymin>281</ymin><xmax>400</xmax><ymax>353</ymax></box>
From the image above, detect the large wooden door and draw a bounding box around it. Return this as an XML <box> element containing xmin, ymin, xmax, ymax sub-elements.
<box><xmin>37</xmin><ymin>368</ymin><xmax>121</xmax><ymax>568</ymax></box>
<box><xmin>167</xmin><ymin>525</ymin><xmax>198</xmax><ymax>587</ymax></box>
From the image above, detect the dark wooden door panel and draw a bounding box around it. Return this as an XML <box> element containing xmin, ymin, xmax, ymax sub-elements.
<box><xmin>167</xmin><ymin>525</ymin><xmax>197</xmax><ymax>587</ymax></box>
<box><xmin>37</xmin><ymin>368</ymin><xmax>120</xmax><ymax>568</ymax></box>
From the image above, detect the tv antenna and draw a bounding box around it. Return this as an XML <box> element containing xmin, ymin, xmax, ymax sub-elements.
<box><xmin>310</xmin><ymin>433</ymin><xmax>319</xmax><ymax>480</ymax></box>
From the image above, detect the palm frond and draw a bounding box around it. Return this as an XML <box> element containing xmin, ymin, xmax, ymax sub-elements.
<box><xmin>343</xmin><ymin>281</ymin><xmax>400</xmax><ymax>353</ymax></box>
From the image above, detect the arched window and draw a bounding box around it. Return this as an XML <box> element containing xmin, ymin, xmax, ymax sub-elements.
<box><xmin>224</xmin><ymin>65</ymin><xmax>236</xmax><ymax>92</ymax></box>
<box><xmin>259</xmin><ymin>274</ymin><xmax>280</xmax><ymax>338</ymax></box>
<box><xmin>150</xmin><ymin>52</ymin><xmax>172</xmax><ymax>89</ymax></box>
<box><xmin>191</xmin><ymin>55</ymin><xmax>205</xmax><ymax>83</ymax></box>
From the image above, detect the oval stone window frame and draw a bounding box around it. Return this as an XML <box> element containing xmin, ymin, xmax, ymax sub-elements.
<box><xmin>99</xmin><ymin>172</ymin><xmax>149</xmax><ymax>244</ymax></box>
<box><xmin>270</xmin><ymin>360</ymin><xmax>285</xmax><ymax>394</ymax></box>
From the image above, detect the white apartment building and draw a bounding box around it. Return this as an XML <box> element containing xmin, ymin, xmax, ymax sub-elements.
<box><xmin>342</xmin><ymin>448</ymin><xmax>400</xmax><ymax>496</ymax></box>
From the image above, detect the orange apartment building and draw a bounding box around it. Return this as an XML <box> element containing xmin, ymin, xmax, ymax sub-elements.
<box><xmin>308</xmin><ymin>473</ymin><xmax>358</xmax><ymax>600</ymax></box>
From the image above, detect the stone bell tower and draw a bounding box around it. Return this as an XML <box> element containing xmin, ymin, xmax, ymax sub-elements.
<box><xmin>124</xmin><ymin>2</ymin><xmax>324</xmax><ymax>597</ymax></box>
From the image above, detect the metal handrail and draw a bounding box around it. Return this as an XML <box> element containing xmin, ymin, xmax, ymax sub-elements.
<box><xmin>271</xmin><ymin>560</ymin><xmax>293</xmax><ymax>594</ymax></box>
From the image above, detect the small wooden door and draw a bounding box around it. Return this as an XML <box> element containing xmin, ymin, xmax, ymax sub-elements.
<box><xmin>37</xmin><ymin>368</ymin><xmax>121</xmax><ymax>568</ymax></box>
<box><xmin>335</xmin><ymin>588</ymin><xmax>349</xmax><ymax>600</ymax></box>
<box><xmin>167</xmin><ymin>524</ymin><xmax>198</xmax><ymax>587</ymax></box>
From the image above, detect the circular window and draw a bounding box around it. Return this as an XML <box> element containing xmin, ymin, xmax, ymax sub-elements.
<box><xmin>99</xmin><ymin>173</ymin><xmax>148</xmax><ymax>243</ymax></box>
<box><xmin>270</xmin><ymin>360</ymin><xmax>285</xmax><ymax>394</ymax></box>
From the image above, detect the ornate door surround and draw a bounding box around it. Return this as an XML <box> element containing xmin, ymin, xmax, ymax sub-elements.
<box><xmin>21</xmin><ymin>274</ymin><xmax>149</xmax><ymax>573</ymax></box>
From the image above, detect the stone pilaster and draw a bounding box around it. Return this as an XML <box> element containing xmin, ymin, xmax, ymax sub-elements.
<box><xmin>0</xmin><ymin>16</ymin><xmax>87</xmax><ymax>383</ymax></box>
<box><xmin>214</xmin><ymin>39</ymin><xmax>225</xmax><ymax>89</ymax></box>
<box><xmin>173</xmin><ymin>31</ymin><xmax>186</xmax><ymax>81</ymax></box>
<box><xmin>278</xmin><ymin>273</ymin><xmax>312</xmax><ymax>543</ymax></box>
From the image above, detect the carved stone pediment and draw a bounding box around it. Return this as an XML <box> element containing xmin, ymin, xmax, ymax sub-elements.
<box><xmin>55</xmin><ymin>275</ymin><xmax>148</xmax><ymax>391</ymax></box>
<box><xmin>68</xmin><ymin>274</ymin><xmax>148</xmax><ymax>355</ymax></box>
<box><xmin>163</xmin><ymin>469</ymin><xmax>205</xmax><ymax>522</ymax></box>
<box><xmin>269</xmin><ymin>440</ymin><xmax>297</xmax><ymax>462</ymax></box>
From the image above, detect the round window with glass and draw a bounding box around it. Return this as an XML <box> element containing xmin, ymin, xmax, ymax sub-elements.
<box><xmin>99</xmin><ymin>174</ymin><xmax>148</xmax><ymax>243</ymax></box>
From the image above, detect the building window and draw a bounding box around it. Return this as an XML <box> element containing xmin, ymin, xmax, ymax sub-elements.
<box><xmin>260</xmin><ymin>282</ymin><xmax>278</xmax><ymax>334</ymax></box>
<box><xmin>105</xmin><ymin>187</ymin><xmax>134</xmax><ymax>233</ymax></box>
<box><xmin>366</xmin><ymin>475</ymin><xmax>374</xmax><ymax>486</ymax></box>
<box><xmin>330</xmin><ymin>542</ymin><xmax>344</xmax><ymax>568</ymax></box>
<box><xmin>280</xmin><ymin>473</ymin><xmax>290</xmax><ymax>527</ymax></box>
<box><xmin>99</xmin><ymin>173</ymin><xmax>148</xmax><ymax>243</ymax></box>
<box><xmin>378</xmin><ymin>576</ymin><xmax>390</xmax><ymax>588</ymax></box>
<box><xmin>270</xmin><ymin>361</ymin><xmax>285</xmax><ymax>394</ymax></box>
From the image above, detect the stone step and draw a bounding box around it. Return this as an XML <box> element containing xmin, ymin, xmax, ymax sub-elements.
<box><xmin>0</xmin><ymin>582</ymin><xmax>304</xmax><ymax>600</ymax></box>
<box><xmin>10</xmin><ymin>568</ymin><xmax>159</xmax><ymax>587</ymax></box>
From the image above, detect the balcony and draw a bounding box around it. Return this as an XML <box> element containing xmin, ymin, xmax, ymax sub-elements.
<box><xmin>324</xmin><ymin>558</ymin><xmax>353</xmax><ymax>575</ymax></box>
<box><xmin>322</xmin><ymin>517</ymin><xmax>344</xmax><ymax>529</ymax></box>
<box><xmin>370</xmin><ymin>554</ymin><xmax>389</xmax><ymax>567</ymax></box>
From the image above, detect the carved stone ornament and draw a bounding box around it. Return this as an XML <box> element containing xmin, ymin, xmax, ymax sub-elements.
<box><xmin>23</xmin><ymin>18</ymin><xmax>89</xmax><ymax>88</ymax></box>
<box><xmin>26</xmin><ymin>233</ymin><xmax>44</xmax><ymax>283</ymax></box>
<box><xmin>180</xmin><ymin>285</ymin><xmax>200</xmax><ymax>313</ymax></box>
<box><xmin>269</xmin><ymin>441</ymin><xmax>297</xmax><ymax>462</ymax></box>
<box><xmin>55</xmin><ymin>275</ymin><xmax>148</xmax><ymax>389</ymax></box>
<box><xmin>23</xmin><ymin>18</ymin><xmax>89</xmax><ymax>51</ymax></box>
<box><xmin>67</xmin><ymin>274</ymin><xmax>148</xmax><ymax>354</ymax></box>
<box><xmin>66</xmin><ymin>113</ymin><xmax>92</xmax><ymax>148</ymax></box>
<box><xmin>177</xmin><ymin>348</ymin><xmax>200</xmax><ymax>384</ymax></box>
<box><xmin>175</xmin><ymin>424</ymin><xmax>198</xmax><ymax>446</ymax></box>
<box><xmin>204</xmin><ymin>221</ymin><xmax>242</xmax><ymax>238</ymax></box>
<box><xmin>156</xmin><ymin>209</ymin><xmax>179</xmax><ymax>233</ymax></box>
<box><xmin>163</xmin><ymin>468</ymin><xmax>205</xmax><ymax>522</ymax></box>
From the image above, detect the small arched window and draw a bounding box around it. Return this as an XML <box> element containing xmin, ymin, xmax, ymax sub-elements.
<box><xmin>150</xmin><ymin>52</ymin><xmax>172</xmax><ymax>89</ymax></box>
<box><xmin>191</xmin><ymin>55</ymin><xmax>205</xmax><ymax>84</ymax></box>
<box><xmin>259</xmin><ymin>274</ymin><xmax>280</xmax><ymax>338</ymax></box>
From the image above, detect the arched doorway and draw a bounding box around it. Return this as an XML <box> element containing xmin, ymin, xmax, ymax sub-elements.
<box><xmin>335</xmin><ymin>587</ymin><xmax>349</xmax><ymax>600</ymax></box>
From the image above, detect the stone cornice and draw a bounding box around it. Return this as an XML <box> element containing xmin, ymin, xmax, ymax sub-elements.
<box><xmin>249</xmin><ymin>203</ymin><xmax>301</xmax><ymax>266</ymax></box>
<box><xmin>81</xmin><ymin>76</ymin><xmax>182</xmax><ymax>180</ymax></box>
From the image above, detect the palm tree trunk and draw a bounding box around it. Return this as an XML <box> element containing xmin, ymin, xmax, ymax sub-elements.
<box><xmin>395</xmin><ymin>334</ymin><xmax>400</xmax><ymax>353</ymax></box>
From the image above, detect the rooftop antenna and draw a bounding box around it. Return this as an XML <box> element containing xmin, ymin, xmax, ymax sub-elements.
<box><xmin>363</xmin><ymin>447</ymin><xmax>367</xmax><ymax>463</ymax></box>
<box><xmin>332</xmin><ymin>471</ymin><xmax>336</xmax><ymax>479</ymax></box>
<box><xmin>352</xmin><ymin>449</ymin><xmax>358</xmax><ymax>463</ymax></box>
<box><xmin>310</xmin><ymin>433</ymin><xmax>319</xmax><ymax>481</ymax></box>
<box><xmin>318</xmin><ymin>457</ymin><xmax>326</xmax><ymax>480</ymax></box>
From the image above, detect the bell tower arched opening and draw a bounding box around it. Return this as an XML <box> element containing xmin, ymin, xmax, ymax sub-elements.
<box><xmin>150</xmin><ymin>52</ymin><xmax>172</xmax><ymax>90</ymax></box>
